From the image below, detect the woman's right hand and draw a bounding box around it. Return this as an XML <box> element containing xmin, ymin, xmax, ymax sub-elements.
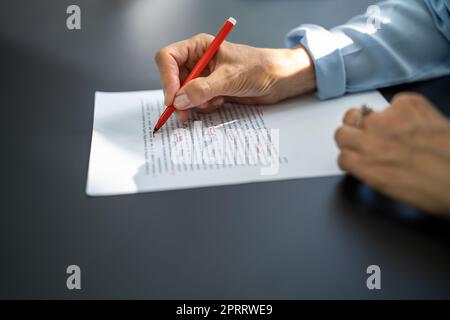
<box><xmin>154</xmin><ymin>33</ymin><xmax>317</xmax><ymax>121</ymax></box>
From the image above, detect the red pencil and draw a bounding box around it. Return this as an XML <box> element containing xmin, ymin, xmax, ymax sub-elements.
<box><xmin>152</xmin><ymin>17</ymin><xmax>237</xmax><ymax>134</ymax></box>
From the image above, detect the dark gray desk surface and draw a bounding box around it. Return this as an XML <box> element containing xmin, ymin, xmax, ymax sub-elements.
<box><xmin>1</xmin><ymin>0</ymin><xmax>450</xmax><ymax>299</ymax></box>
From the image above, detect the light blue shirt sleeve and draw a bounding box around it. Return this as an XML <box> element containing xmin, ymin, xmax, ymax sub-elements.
<box><xmin>285</xmin><ymin>0</ymin><xmax>450</xmax><ymax>100</ymax></box>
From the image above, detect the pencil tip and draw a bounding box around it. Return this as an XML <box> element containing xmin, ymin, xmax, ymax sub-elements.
<box><xmin>152</xmin><ymin>128</ymin><xmax>159</xmax><ymax>135</ymax></box>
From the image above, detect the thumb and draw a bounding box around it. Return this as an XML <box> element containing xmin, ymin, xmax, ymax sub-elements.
<box><xmin>173</xmin><ymin>69</ymin><xmax>230</xmax><ymax>110</ymax></box>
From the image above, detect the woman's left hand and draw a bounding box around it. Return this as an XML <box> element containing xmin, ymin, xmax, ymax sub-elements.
<box><xmin>335</xmin><ymin>93</ymin><xmax>450</xmax><ymax>216</ymax></box>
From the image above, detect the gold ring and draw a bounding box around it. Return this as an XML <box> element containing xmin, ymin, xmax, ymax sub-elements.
<box><xmin>356</xmin><ymin>104</ymin><xmax>372</xmax><ymax>128</ymax></box>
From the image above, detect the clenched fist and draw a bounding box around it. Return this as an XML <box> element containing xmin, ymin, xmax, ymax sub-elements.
<box><xmin>335</xmin><ymin>93</ymin><xmax>450</xmax><ymax>215</ymax></box>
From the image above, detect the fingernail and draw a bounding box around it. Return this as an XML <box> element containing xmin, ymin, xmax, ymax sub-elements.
<box><xmin>174</xmin><ymin>93</ymin><xmax>191</xmax><ymax>110</ymax></box>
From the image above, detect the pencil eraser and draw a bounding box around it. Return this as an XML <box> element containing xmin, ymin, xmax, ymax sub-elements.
<box><xmin>228</xmin><ymin>17</ymin><xmax>237</xmax><ymax>25</ymax></box>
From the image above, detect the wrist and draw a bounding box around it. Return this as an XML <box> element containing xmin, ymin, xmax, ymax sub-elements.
<box><xmin>270</xmin><ymin>46</ymin><xmax>316</xmax><ymax>100</ymax></box>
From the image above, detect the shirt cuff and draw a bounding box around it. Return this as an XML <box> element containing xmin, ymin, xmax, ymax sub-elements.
<box><xmin>285</xmin><ymin>24</ymin><xmax>346</xmax><ymax>100</ymax></box>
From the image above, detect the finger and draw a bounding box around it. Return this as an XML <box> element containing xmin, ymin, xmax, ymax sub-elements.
<box><xmin>173</xmin><ymin>66</ymin><xmax>232</xmax><ymax>110</ymax></box>
<box><xmin>336</xmin><ymin>125</ymin><xmax>405</xmax><ymax>166</ymax></box>
<box><xmin>334</xmin><ymin>125</ymin><xmax>366</xmax><ymax>151</ymax></box>
<box><xmin>179</xmin><ymin>66</ymin><xmax>190</xmax><ymax>85</ymax></box>
<box><xmin>338</xmin><ymin>149</ymin><xmax>391</xmax><ymax>192</ymax></box>
<box><xmin>195</xmin><ymin>97</ymin><xmax>225</xmax><ymax>114</ymax></box>
<box><xmin>338</xmin><ymin>150</ymin><xmax>375</xmax><ymax>186</ymax></box>
<box><xmin>155</xmin><ymin>48</ymin><xmax>182</xmax><ymax>106</ymax></box>
<box><xmin>391</xmin><ymin>92</ymin><xmax>430</xmax><ymax>109</ymax></box>
<box><xmin>343</xmin><ymin>107</ymin><xmax>374</xmax><ymax>128</ymax></box>
<box><xmin>343</xmin><ymin>108</ymin><xmax>360</xmax><ymax>127</ymax></box>
<box><xmin>337</xmin><ymin>149</ymin><xmax>364</xmax><ymax>173</ymax></box>
<box><xmin>175</xmin><ymin>109</ymin><xmax>190</xmax><ymax>122</ymax></box>
<box><xmin>155</xmin><ymin>34</ymin><xmax>213</xmax><ymax>106</ymax></box>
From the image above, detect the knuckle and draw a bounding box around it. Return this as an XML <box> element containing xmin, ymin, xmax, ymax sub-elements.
<box><xmin>154</xmin><ymin>48</ymin><xmax>167</xmax><ymax>64</ymax></box>
<box><xmin>194</xmin><ymin>33</ymin><xmax>213</xmax><ymax>42</ymax></box>
<box><xmin>367</xmin><ymin>112</ymin><xmax>386</xmax><ymax>126</ymax></box>
<box><xmin>392</xmin><ymin>92</ymin><xmax>413</xmax><ymax>104</ymax></box>
<box><xmin>338</xmin><ymin>151</ymin><xmax>353</xmax><ymax>171</ymax></box>
<box><xmin>154</xmin><ymin>51</ymin><xmax>161</xmax><ymax>63</ymax></box>
<box><xmin>197</xmin><ymin>80</ymin><xmax>211</xmax><ymax>97</ymax></box>
<box><xmin>220</xmin><ymin>65</ymin><xmax>234</xmax><ymax>78</ymax></box>
<box><xmin>410</xmin><ymin>94</ymin><xmax>428</xmax><ymax>105</ymax></box>
<box><xmin>189</xmin><ymin>80</ymin><xmax>211</xmax><ymax>102</ymax></box>
<box><xmin>343</xmin><ymin>109</ymin><xmax>355</xmax><ymax>124</ymax></box>
<box><xmin>334</xmin><ymin>127</ymin><xmax>344</xmax><ymax>143</ymax></box>
<box><xmin>368</xmin><ymin>110</ymin><xmax>401</xmax><ymax>131</ymax></box>
<box><xmin>364</xmin><ymin>113</ymin><xmax>383</xmax><ymax>129</ymax></box>
<box><xmin>392</xmin><ymin>92</ymin><xmax>426</xmax><ymax>109</ymax></box>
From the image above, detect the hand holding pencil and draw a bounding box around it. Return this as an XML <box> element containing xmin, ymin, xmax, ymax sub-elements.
<box><xmin>154</xmin><ymin>17</ymin><xmax>316</xmax><ymax>131</ymax></box>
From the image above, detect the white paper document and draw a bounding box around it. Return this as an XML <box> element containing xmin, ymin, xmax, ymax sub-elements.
<box><xmin>86</xmin><ymin>90</ymin><xmax>388</xmax><ymax>196</ymax></box>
